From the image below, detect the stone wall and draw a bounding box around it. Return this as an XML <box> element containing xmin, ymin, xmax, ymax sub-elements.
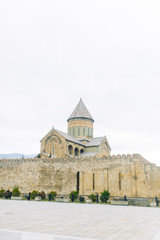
<box><xmin>0</xmin><ymin>154</ymin><xmax>160</xmax><ymax>197</ymax></box>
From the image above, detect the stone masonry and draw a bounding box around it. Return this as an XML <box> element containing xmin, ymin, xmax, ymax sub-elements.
<box><xmin>0</xmin><ymin>154</ymin><xmax>160</xmax><ymax>197</ymax></box>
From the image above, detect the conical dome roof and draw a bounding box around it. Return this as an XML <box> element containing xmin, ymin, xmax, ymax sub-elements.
<box><xmin>68</xmin><ymin>99</ymin><xmax>94</xmax><ymax>122</ymax></box>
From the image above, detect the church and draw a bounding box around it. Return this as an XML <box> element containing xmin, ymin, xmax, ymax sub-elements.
<box><xmin>40</xmin><ymin>99</ymin><xmax>111</xmax><ymax>158</ymax></box>
<box><xmin>0</xmin><ymin>99</ymin><xmax>160</xmax><ymax>198</ymax></box>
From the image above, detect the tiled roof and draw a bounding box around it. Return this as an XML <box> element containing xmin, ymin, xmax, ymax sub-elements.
<box><xmin>68</xmin><ymin>98</ymin><xmax>94</xmax><ymax>121</ymax></box>
<box><xmin>85</xmin><ymin>137</ymin><xmax>106</xmax><ymax>147</ymax></box>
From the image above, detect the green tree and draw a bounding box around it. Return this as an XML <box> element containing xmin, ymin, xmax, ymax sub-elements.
<box><xmin>30</xmin><ymin>190</ymin><xmax>39</xmax><ymax>199</ymax></box>
<box><xmin>0</xmin><ymin>189</ymin><xmax>5</xmax><ymax>198</ymax></box>
<box><xmin>12</xmin><ymin>186</ymin><xmax>21</xmax><ymax>197</ymax></box>
<box><xmin>88</xmin><ymin>194</ymin><xmax>97</xmax><ymax>202</ymax></box>
<box><xmin>49</xmin><ymin>191</ymin><xmax>57</xmax><ymax>200</ymax></box>
<box><xmin>69</xmin><ymin>191</ymin><xmax>79</xmax><ymax>202</ymax></box>
<box><xmin>100</xmin><ymin>190</ymin><xmax>110</xmax><ymax>203</ymax></box>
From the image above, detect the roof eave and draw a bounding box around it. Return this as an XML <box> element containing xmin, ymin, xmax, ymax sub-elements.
<box><xmin>67</xmin><ymin>117</ymin><xmax>94</xmax><ymax>122</ymax></box>
<box><xmin>66</xmin><ymin>139</ymin><xmax>85</xmax><ymax>147</ymax></box>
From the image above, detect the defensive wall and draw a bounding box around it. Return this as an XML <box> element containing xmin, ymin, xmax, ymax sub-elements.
<box><xmin>0</xmin><ymin>154</ymin><xmax>160</xmax><ymax>198</ymax></box>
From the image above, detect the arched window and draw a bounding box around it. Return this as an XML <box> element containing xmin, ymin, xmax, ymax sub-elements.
<box><xmin>80</xmin><ymin>149</ymin><xmax>84</xmax><ymax>154</ymax></box>
<box><xmin>68</xmin><ymin>145</ymin><xmax>73</xmax><ymax>155</ymax></box>
<box><xmin>74</xmin><ymin>147</ymin><xmax>79</xmax><ymax>156</ymax></box>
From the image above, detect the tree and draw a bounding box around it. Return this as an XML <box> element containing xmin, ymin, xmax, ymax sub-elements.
<box><xmin>69</xmin><ymin>191</ymin><xmax>79</xmax><ymax>202</ymax></box>
<box><xmin>12</xmin><ymin>186</ymin><xmax>21</xmax><ymax>197</ymax></box>
<box><xmin>49</xmin><ymin>191</ymin><xmax>57</xmax><ymax>200</ymax></box>
<box><xmin>88</xmin><ymin>194</ymin><xmax>97</xmax><ymax>202</ymax></box>
<box><xmin>100</xmin><ymin>190</ymin><xmax>110</xmax><ymax>203</ymax></box>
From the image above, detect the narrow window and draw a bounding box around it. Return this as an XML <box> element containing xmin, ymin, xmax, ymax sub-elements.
<box><xmin>91</xmin><ymin>128</ymin><xmax>93</xmax><ymax>137</ymax></box>
<box><xmin>93</xmin><ymin>173</ymin><xmax>95</xmax><ymax>190</ymax></box>
<box><xmin>71</xmin><ymin>128</ymin><xmax>73</xmax><ymax>136</ymax></box>
<box><xmin>119</xmin><ymin>173</ymin><xmax>121</xmax><ymax>190</ymax></box>
<box><xmin>53</xmin><ymin>146</ymin><xmax>54</xmax><ymax>155</ymax></box>
<box><xmin>80</xmin><ymin>149</ymin><xmax>84</xmax><ymax>154</ymax></box>
<box><xmin>77</xmin><ymin>172</ymin><xmax>79</xmax><ymax>191</ymax></box>
<box><xmin>85</xmin><ymin>127</ymin><xmax>87</xmax><ymax>136</ymax></box>
<box><xmin>74</xmin><ymin>148</ymin><xmax>79</xmax><ymax>156</ymax></box>
<box><xmin>83</xmin><ymin>127</ymin><xmax>85</xmax><ymax>136</ymax></box>
<box><xmin>68</xmin><ymin>145</ymin><xmax>73</xmax><ymax>155</ymax></box>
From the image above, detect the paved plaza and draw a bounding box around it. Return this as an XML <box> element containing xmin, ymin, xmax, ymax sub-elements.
<box><xmin>0</xmin><ymin>200</ymin><xmax>160</xmax><ymax>240</ymax></box>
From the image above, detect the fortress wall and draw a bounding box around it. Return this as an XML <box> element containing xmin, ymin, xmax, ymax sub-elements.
<box><xmin>0</xmin><ymin>155</ymin><xmax>160</xmax><ymax>197</ymax></box>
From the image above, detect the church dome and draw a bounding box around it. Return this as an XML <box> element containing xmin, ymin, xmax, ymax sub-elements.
<box><xmin>67</xmin><ymin>98</ymin><xmax>94</xmax><ymax>122</ymax></box>
<box><xmin>67</xmin><ymin>99</ymin><xmax>94</xmax><ymax>140</ymax></box>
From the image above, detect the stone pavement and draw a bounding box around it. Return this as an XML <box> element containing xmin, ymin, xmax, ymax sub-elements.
<box><xmin>0</xmin><ymin>200</ymin><xmax>160</xmax><ymax>240</ymax></box>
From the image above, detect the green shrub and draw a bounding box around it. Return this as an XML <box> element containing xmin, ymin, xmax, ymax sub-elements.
<box><xmin>79</xmin><ymin>196</ymin><xmax>85</xmax><ymax>202</ymax></box>
<box><xmin>12</xmin><ymin>186</ymin><xmax>21</xmax><ymax>197</ymax></box>
<box><xmin>39</xmin><ymin>191</ymin><xmax>45</xmax><ymax>200</ymax></box>
<box><xmin>49</xmin><ymin>191</ymin><xmax>57</xmax><ymax>200</ymax></box>
<box><xmin>100</xmin><ymin>190</ymin><xmax>110</xmax><ymax>203</ymax></box>
<box><xmin>69</xmin><ymin>191</ymin><xmax>79</xmax><ymax>202</ymax></box>
<box><xmin>30</xmin><ymin>190</ymin><xmax>39</xmax><ymax>199</ymax></box>
<box><xmin>88</xmin><ymin>194</ymin><xmax>97</xmax><ymax>202</ymax></box>
<box><xmin>0</xmin><ymin>189</ymin><xmax>5</xmax><ymax>198</ymax></box>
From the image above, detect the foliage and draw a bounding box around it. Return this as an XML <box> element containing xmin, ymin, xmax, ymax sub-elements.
<box><xmin>39</xmin><ymin>191</ymin><xmax>45</xmax><ymax>200</ymax></box>
<box><xmin>69</xmin><ymin>191</ymin><xmax>79</xmax><ymax>202</ymax></box>
<box><xmin>79</xmin><ymin>196</ymin><xmax>85</xmax><ymax>202</ymax></box>
<box><xmin>88</xmin><ymin>194</ymin><xmax>97</xmax><ymax>202</ymax></box>
<box><xmin>30</xmin><ymin>190</ymin><xmax>39</xmax><ymax>199</ymax></box>
<box><xmin>49</xmin><ymin>191</ymin><xmax>57</xmax><ymax>200</ymax></box>
<box><xmin>12</xmin><ymin>186</ymin><xmax>21</xmax><ymax>197</ymax></box>
<box><xmin>0</xmin><ymin>189</ymin><xmax>5</xmax><ymax>198</ymax></box>
<box><xmin>100</xmin><ymin>190</ymin><xmax>110</xmax><ymax>203</ymax></box>
<box><xmin>37</xmin><ymin>154</ymin><xmax>41</xmax><ymax>158</ymax></box>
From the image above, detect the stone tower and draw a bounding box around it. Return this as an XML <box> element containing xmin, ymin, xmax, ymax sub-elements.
<box><xmin>67</xmin><ymin>98</ymin><xmax>94</xmax><ymax>140</ymax></box>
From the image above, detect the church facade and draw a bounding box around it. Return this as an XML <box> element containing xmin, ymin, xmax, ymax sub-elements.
<box><xmin>40</xmin><ymin>99</ymin><xmax>111</xmax><ymax>158</ymax></box>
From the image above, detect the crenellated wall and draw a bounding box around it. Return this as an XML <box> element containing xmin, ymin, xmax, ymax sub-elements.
<box><xmin>0</xmin><ymin>154</ymin><xmax>160</xmax><ymax>197</ymax></box>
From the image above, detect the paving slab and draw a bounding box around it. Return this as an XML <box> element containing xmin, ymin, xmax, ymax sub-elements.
<box><xmin>0</xmin><ymin>200</ymin><xmax>160</xmax><ymax>240</ymax></box>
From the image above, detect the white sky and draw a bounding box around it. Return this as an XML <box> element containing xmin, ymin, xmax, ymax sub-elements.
<box><xmin>0</xmin><ymin>0</ymin><xmax>160</xmax><ymax>165</ymax></box>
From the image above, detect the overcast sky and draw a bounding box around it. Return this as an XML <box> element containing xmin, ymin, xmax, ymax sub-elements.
<box><xmin>0</xmin><ymin>0</ymin><xmax>160</xmax><ymax>165</ymax></box>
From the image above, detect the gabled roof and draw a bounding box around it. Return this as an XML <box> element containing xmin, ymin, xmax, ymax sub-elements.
<box><xmin>41</xmin><ymin>128</ymin><xmax>85</xmax><ymax>146</ymax></box>
<box><xmin>85</xmin><ymin>137</ymin><xmax>106</xmax><ymax>147</ymax></box>
<box><xmin>85</xmin><ymin>136</ymin><xmax>111</xmax><ymax>150</ymax></box>
<box><xmin>55</xmin><ymin>129</ymin><xmax>85</xmax><ymax>146</ymax></box>
<box><xmin>68</xmin><ymin>98</ymin><xmax>94</xmax><ymax>122</ymax></box>
<box><xmin>41</xmin><ymin>127</ymin><xmax>111</xmax><ymax>149</ymax></box>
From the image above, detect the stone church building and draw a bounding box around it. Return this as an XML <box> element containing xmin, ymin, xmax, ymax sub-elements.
<box><xmin>40</xmin><ymin>98</ymin><xmax>111</xmax><ymax>158</ymax></box>
<box><xmin>0</xmin><ymin>99</ymin><xmax>160</xmax><ymax>198</ymax></box>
